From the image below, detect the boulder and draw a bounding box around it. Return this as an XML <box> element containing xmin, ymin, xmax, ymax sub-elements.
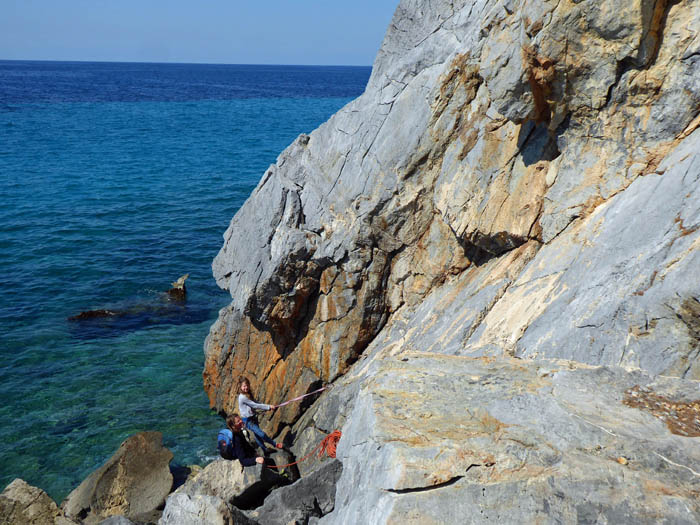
<box><xmin>246</xmin><ymin>459</ymin><xmax>342</xmax><ymax>525</ymax></box>
<box><xmin>55</xmin><ymin>518</ymin><xmax>80</xmax><ymax>525</ymax></box>
<box><xmin>159</xmin><ymin>459</ymin><xmax>289</xmax><ymax>525</ymax></box>
<box><xmin>157</xmin><ymin>494</ymin><xmax>232</xmax><ymax>525</ymax></box>
<box><xmin>61</xmin><ymin>431</ymin><xmax>173</xmax><ymax>523</ymax></box>
<box><xmin>0</xmin><ymin>478</ymin><xmax>59</xmax><ymax>524</ymax></box>
<box><xmin>166</xmin><ymin>459</ymin><xmax>285</xmax><ymax>511</ymax></box>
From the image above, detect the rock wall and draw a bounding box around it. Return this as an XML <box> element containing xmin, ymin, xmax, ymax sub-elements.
<box><xmin>205</xmin><ymin>0</ymin><xmax>700</xmax><ymax>522</ymax></box>
<box><xmin>206</xmin><ymin>0</ymin><xmax>699</xmax><ymax>420</ymax></box>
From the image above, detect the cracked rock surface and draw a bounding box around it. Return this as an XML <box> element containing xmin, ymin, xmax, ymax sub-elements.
<box><xmin>312</xmin><ymin>353</ymin><xmax>700</xmax><ymax>523</ymax></box>
<box><xmin>205</xmin><ymin>0</ymin><xmax>700</xmax><ymax>522</ymax></box>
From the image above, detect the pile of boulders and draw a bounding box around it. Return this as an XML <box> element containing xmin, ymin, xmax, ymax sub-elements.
<box><xmin>0</xmin><ymin>431</ymin><xmax>342</xmax><ymax>525</ymax></box>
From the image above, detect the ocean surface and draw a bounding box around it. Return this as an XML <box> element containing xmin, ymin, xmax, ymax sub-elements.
<box><xmin>0</xmin><ymin>60</ymin><xmax>370</xmax><ymax>501</ymax></box>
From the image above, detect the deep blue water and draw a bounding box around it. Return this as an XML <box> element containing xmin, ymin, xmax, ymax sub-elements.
<box><xmin>0</xmin><ymin>60</ymin><xmax>370</xmax><ymax>501</ymax></box>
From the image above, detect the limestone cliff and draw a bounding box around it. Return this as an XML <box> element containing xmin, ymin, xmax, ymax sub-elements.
<box><xmin>205</xmin><ymin>0</ymin><xmax>700</xmax><ymax>522</ymax></box>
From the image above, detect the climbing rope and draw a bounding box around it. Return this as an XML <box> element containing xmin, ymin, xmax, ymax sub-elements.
<box><xmin>266</xmin><ymin>430</ymin><xmax>342</xmax><ymax>470</ymax></box>
<box><xmin>273</xmin><ymin>385</ymin><xmax>330</xmax><ymax>408</ymax></box>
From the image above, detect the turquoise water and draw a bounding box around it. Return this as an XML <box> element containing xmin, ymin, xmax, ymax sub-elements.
<box><xmin>0</xmin><ymin>61</ymin><xmax>369</xmax><ymax>501</ymax></box>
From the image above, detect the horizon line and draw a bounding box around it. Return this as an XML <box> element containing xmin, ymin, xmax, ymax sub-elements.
<box><xmin>0</xmin><ymin>58</ymin><xmax>373</xmax><ymax>68</ymax></box>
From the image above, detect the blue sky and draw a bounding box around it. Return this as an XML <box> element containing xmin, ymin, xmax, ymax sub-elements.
<box><xmin>1</xmin><ymin>1</ymin><xmax>398</xmax><ymax>65</ymax></box>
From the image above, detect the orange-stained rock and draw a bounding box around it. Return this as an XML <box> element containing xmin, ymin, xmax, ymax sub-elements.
<box><xmin>205</xmin><ymin>0</ymin><xmax>700</xmax><ymax>437</ymax></box>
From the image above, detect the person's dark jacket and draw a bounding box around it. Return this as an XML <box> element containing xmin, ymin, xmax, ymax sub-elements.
<box><xmin>219</xmin><ymin>429</ymin><xmax>257</xmax><ymax>467</ymax></box>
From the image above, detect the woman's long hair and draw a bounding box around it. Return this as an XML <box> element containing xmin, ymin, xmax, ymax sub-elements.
<box><xmin>238</xmin><ymin>376</ymin><xmax>255</xmax><ymax>401</ymax></box>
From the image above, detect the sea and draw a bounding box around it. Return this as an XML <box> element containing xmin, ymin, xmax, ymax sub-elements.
<box><xmin>0</xmin><ymin>60</ymin><xmax>370</xmax><ymax>501</ymax></box>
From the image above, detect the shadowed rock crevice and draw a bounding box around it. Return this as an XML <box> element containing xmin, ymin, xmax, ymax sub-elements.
<box><xmin>642</xmin><ymin>0</ymin><xmax>677</xmax><ymax>65</ymax></box>
<box><xmin>677</xmin><ymin>296</ymin><xmax>700</xmax><ymax>340</ymax></box>
<box><xmin>243</xmin><ymin>460</ymin><xmax>343</xmax><ymax>525</ymax></box>
<box><xmin>386</xmin><ymin>475</ymin><xmax>465</xmax><ymax>494</ymax></box>
<box><xmin>230</xmin><ymin>478</ymin><xmax>277</xmax><ymax>511</ymax></box>
<box><xmin>517</xmin><ymin>120</ymin><xmax>562</xmax><ymax>167</ymax></box>
<box><xmin>523</xmin><ymin>46</ymin><xmax>557</xmax><ymax>125</ymax></box>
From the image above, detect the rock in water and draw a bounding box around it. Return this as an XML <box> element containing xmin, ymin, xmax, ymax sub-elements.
<box><xmin>67</xmin><ymin>309</ymin><xmax>117</xmax><ymax>321</ymax></box>
<box><xmin>0</xmin><ymin>478</ymin><xmax>60</xmax><ymax>524</ymax></box>
<box><xmin>61</xmin><ymin>432</ymin><xmax>173</xmax><ymax>523</ymax></box>
<box><xmin>167</xmin><ymin>273</ymin><xmax>189</xmax><ymax>302</ymax></box>
<box><xmin>69</xmin><ymin>273</ymin><xmax>190</xmax><ymax>323</ymax></box>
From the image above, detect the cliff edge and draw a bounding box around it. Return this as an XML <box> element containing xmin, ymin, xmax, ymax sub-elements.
<box><xmin>205</xmin><ymin>0</ymin><xmax>700</xmax><ymax>522</ymax></box>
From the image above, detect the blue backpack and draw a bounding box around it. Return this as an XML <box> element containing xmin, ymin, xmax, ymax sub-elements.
<box><xmin>217</xmin><ymin>429</ymin><xmax>234</xmax><ymax>460</ymax></box>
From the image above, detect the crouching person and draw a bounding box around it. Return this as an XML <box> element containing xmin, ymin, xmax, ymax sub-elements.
<box><xmin>218</xmin><ymin>414</ymin><xmax>265</xmax><ymax>466</ymax></box>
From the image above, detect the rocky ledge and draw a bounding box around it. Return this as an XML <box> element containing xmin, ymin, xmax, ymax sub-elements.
<box><xmin>297</xmin><ymin>352</ymin><xmax>700</xmax><ymax>523</ymax></box>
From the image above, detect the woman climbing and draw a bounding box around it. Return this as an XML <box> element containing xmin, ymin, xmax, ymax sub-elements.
<box><xmin>237</xmin><ymin>376</ymin><xmax>283</xmax><ymax>453</ymax></box>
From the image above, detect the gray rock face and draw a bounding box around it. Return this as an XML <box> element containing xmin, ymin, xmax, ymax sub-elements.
<box><xmin>470</xmin><ymin>131</ymin><xmax>700</xmax><ymax>376</ymax></box>
<box><xmin>246</xmin><ymin>460</ymin><xmax>342</xmax><ymax>525</ymax></box>
<box><xmin>0</xmin><ymin>478</ymin><xmax>60</xmax><ymax>525</ymax></box>
<box><xmin>318</xmin><ymin>353</ymin><xmax>700</xmax><ymax>524</ymax></box>
<box><xmin>158</xmin><ymin>494</ymin><xmax>232</xmax><ymax>525</ymax></box>
<box><xmin>204</xmin><ymin>0</ymin><xmax>700</xmax><ymax>523</ymax></box>
<box><xmin>61</xmin><ymin>432</ymin><xmax>173</xmax><ymax>524</ymax></box>
<box><xmin>170</xmin><ymin>459</ymin><xmax>285</xmax><ymax>508</ymax></box>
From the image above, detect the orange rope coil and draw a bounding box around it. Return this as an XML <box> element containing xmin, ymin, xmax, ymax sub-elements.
<box><xmin>266</xmin><ymin>430</ymin><xmax>341</xmax><ymax>470</ymax></box>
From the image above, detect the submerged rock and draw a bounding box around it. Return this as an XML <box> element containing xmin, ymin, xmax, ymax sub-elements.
<box><xmin>68</xmin><ymin>274</ymin><xmax>198</xmax><ymax>337</ymax></box>
<box><xmin>67</xmin><ymin>309</ymin><xmax>118</xmax><ymax>321</ymax></box>
<box><xmin>61</xmin><ymin>432</ymin><xmax>173</xmax><ymax>524</ymax></box>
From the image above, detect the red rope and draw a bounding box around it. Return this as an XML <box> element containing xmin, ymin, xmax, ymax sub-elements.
<box><xmin>266</xmin><ymin>430</ymin><xmax>341</xmax><ymax>470</ymax></box>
